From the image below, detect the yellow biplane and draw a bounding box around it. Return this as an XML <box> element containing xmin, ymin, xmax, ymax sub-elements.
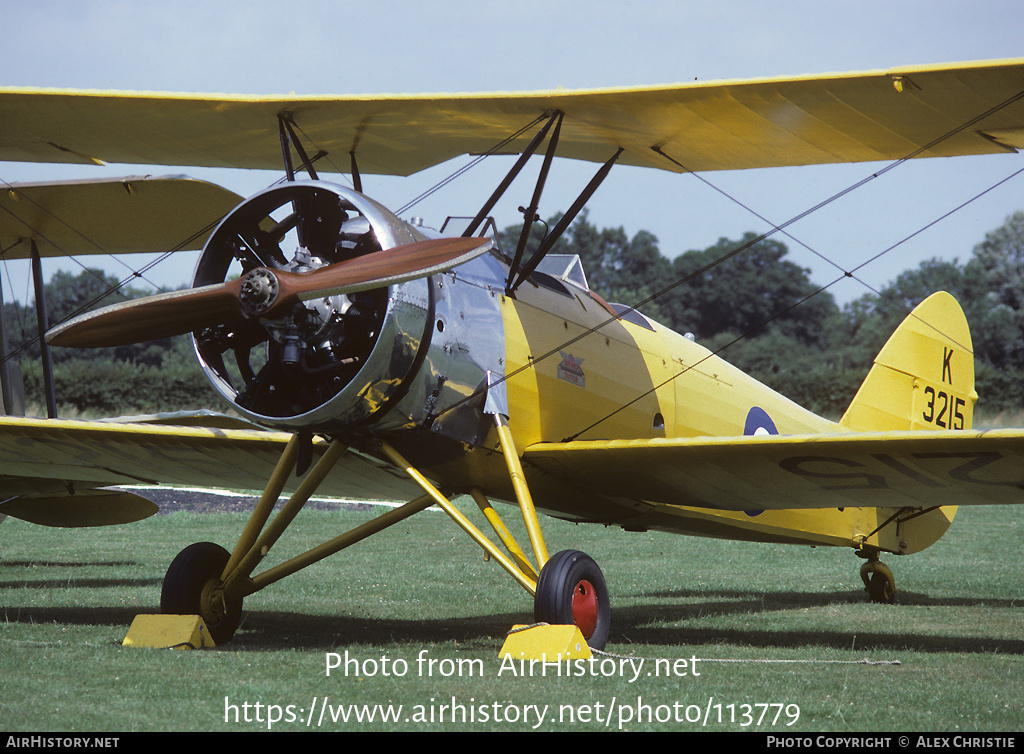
<box><xmin>2</xmin><ymin>59</ymin><xmax>1024</xmax><ymax>649</ymax></box>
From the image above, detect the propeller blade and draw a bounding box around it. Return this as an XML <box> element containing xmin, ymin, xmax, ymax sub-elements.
<box><xmin>45</xmin><ymin>282</ymin><xmax>246</xmax><ymax>348</ymax></box>
<box><xmin>46</xmin><ymin>236</ymin><xmax>493</xmax><ymax>349</ymax></box>
<box><xmin>271</xmin><ymin>236</ymin><xmax>493</xmax><ymax>308</ymax></box>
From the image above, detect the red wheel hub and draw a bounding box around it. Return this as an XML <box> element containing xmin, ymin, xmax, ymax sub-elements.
<box><xmin>571</xmin><ymin>579</ymin><xmax>599</xmax><ymax>638</ymax></box>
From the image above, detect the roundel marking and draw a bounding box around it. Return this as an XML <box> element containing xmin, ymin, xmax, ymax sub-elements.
<box><xmin>743</xmin><ymin>407</ymin><xmax>777</xmax><ymax>517</ymax></box>
<box><xmin>744</xmin><ymin>406</ymin><xmax>778</xmax><ymax>437</ymax></box>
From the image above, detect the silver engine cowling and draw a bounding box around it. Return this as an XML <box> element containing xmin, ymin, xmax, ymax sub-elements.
<box><xmin>192</xmin><ymin>181</ymin><xmax>435</xmax><ymax>432</ymax></box>
<box><xmin>191</xmin><ymin>181</ymin><xmax>507</xmax><ymax>450</ymax></box>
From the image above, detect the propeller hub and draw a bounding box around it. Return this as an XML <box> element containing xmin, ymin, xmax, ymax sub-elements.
<box><xmin>239</xmin><ymin>268</ymin><xmax>280</xmax><ymax>315</ymax></box>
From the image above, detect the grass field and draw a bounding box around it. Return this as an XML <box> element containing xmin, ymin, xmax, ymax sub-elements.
<box><xmin>2</xmin><ymin>494</ymin><xmax>1024</xmax><ymax>732</ymax></box>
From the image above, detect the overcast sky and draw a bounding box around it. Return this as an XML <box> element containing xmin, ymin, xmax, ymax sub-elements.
<box><xmin>3</xmin><ymin>0</ymin><xmax>1023</xmax><ymax>308</ymax></box>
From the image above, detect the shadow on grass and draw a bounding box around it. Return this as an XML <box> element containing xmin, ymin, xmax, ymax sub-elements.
<box><xmin>1</xmin><ymin>559</ymin><xmax>161</xmax><ymax>592</ymax></box>
<box><xmin>2</xmin><ymin>577</ymin><xmax>162</xmax><ymax>590</ymax></box>
<box><xmin>0</xmin><ymin>602</ymin><xmax>526</xmax><ymax>651</ymax></box>
<box><xmin>0</xmin><ymin>559</ymin><xmax>152</xmax><ymax>592</ymax></box>
<box><xmin>230</xmin><ymin>609</ymin><xmax>526</xmax><ymax>651</ymax></box>
<box><xmin>1</xmin><ymin>559</ymin><xmax>142</xmax><ymax>569</ymax></box>
<box><xmin>2</xmin><ymin>604</ymin><xmax>146</xmax><ymax>633</ymax></box>
<box><xmin>611</xmin><ymin>587</ymin><xmax>1024</xmax><ymax>654</ymax></box>
<box><xmin>5</xmin><ymin>586</ymin><xmax>1023</xmax><ymax>654</ymax></box>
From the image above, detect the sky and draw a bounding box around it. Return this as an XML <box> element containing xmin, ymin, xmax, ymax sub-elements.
<box><xmin>2</xmin><ymin>0</ymin><xmax>1023</xmax><ymax>309</ymax></box>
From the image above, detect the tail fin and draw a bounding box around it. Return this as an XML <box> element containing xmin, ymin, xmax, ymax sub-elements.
<box><xmin>841</xmin><ymin>291</ymin><xmax>976</xmax><ymax>432</ymax></box>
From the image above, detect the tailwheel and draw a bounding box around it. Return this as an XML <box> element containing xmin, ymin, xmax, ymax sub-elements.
<box><xmin>161</xmin><ymin>542</ymin><xmax>243</xmax><ymax>644</ymax></box>
<box><xmin>534</xmin><ymin>549</ymin><xmax>611</xmax><ymax>650</ymax></box>
<box><xmin>860</xmin><ymin>559</ymin><xmax>896</xmax><ymax>604</ymax></box>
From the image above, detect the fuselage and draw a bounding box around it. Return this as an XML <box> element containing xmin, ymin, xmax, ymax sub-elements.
<box><xmin>191</xmin><ymin>182</ymin><xmax>954</xmax><ymax>558</ymax></box>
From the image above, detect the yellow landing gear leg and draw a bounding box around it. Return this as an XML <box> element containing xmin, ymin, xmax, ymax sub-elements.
<box><xmin>489</xmin><ymin>415</ymin><xmax>609</xmax><ymax>653</ymax></box>
<box><xmin>148</xmin><ymin>435</ymin><xmax>436</xmax><ymax>647</ymax></box>
<box><xmin>378</xmin><ymin>441</ymin><xmax>538</xmax><ymax>594</ymax></box>
<box><xmin>491</xmin><ymin>415</ymin><xmax>548</xmax><ymax>570</ymax></box>
<box><xmin>379</xmin><ymin>412</ymin><xmax>611</xmax><ymax>656</ymax></box>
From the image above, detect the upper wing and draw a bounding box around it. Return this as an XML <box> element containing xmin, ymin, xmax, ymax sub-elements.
<box><xmin>523</xmin><ymin>428</ymin><xmax>1024</xmax><ymax>512</ymax></box>
<box><xmin>0</xmin><ymin>175</ymin><xmax>243</xmax><ymax>258</ymax></box>
<box><xmin>0</xmin><ymin>415</ymin><xmax>421</xmax><ymax>526</ymax></box>
<box><xmin>1</xmin><ymin>59</ymin><xmax>1022</xmax><ymax>176</ymax></box>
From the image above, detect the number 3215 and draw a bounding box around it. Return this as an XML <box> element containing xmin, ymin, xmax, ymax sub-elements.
<box><xmin>922</xmin><ymin>386</ymin><xmax>966</xmax><ymax>429</ymax></box>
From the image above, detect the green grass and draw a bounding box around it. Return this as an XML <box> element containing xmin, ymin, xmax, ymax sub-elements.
<box><xmin>2</xmin><ymin>498</ymin><xmax>1024</xmax><ymax>732</ymax></box>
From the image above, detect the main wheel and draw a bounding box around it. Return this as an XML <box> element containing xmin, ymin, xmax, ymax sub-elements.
<box><xmin>161</xmin><ymin>542</ymin><xmax>242</xmax><ymax>644</ymax></box>
<box><xmin>534</xmin><ymin>550</ymin><xmax>611</xmax><ymax>650</ymax></box>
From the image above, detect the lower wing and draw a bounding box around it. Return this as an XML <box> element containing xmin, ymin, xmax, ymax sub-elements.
<box><xmin>523</xmin><ymin>429</ymin><xmax>1024</xmax><ymax>512</ymax></box>
<box><xmin>0</xmin><ymin>415</ymin><xmax>419</xmax><ymax>527</ymax></box>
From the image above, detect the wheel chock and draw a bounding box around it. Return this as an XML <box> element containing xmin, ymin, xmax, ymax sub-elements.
<box><xmin>122</xmin><ymin>614</ymin><xmax>216</xmax><ymax>649</ymax></box>
<box><xmin>499</xmin><ymin>624</ymin><xmax>592</xmax><ymax>662</ymax></box>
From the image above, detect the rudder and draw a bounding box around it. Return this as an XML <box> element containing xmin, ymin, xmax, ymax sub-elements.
<box><xmin>841</xmin><ymin>291</ymin><xmax>976</xmax><ymax>432</ymax></box>
<box><xmin>840</xmin><ymin>292</ymin><xmax>973</xmax><ymax>555</ymax></box>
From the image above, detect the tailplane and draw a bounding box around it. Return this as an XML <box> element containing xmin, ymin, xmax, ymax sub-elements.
<box><xmin>841</xmin><ymin>291</ymin><xmax>976</xmax><ymax>432</ymax></box>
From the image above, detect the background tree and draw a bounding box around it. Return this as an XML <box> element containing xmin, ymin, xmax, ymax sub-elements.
<box><xmin>660</xmin><ymin>233</ymin><xmax>838</xmax><ymax>348</ymax></box>
<box><xmin>830</xmin><ymin>258</ymin><xmax>970</xmax><ymax>371</ymax></box>
<box><xmin>6</xmin><ymin>268</ymin><xmax>217</xmax><ymax>415</ymax></box>
<box><xmin>962</xmin><ymin>211</ymin><xmax>1024</xmax><ymax>372</ymax></box>
<box><xmin>8</xmin><ymin>208</ymin><xmax>1024</xmax><ymax>418</ymax></box>
<box><xmin>498</xmin><ymin>209</ymin><xmax>673</xmax><ymax>320</ymax></box>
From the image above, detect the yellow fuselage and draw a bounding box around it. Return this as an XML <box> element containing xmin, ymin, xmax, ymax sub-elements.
<box><xmin>486</xmin><ymin>278</ymin><xmax>954</xmax><ymax>557</ymax></box>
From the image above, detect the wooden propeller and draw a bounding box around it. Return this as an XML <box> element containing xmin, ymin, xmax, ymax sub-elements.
<box><xmin>46</xmin><ymin>236</ymin><xmax>492</xmax><ymax>348</ymax></box>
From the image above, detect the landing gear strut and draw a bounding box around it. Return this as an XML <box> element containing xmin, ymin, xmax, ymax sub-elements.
<box><xmin>156</xmin><ymin>418</ymin><xmax>615</xmax><ymax>649</ymax></box>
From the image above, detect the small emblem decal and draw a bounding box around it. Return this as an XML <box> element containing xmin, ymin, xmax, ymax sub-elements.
<box><xmin>557</xmin><ymin>351</ymin><xmax>586</xmax><ymax>388</ymax></box>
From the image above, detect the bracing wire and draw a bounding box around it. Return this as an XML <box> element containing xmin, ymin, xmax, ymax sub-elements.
<box><xmin>4</xmin><ymin>85</ymin><xmax>1023</xmax><ymax>432</ymax></box>
<box><xmin>0</xmin><ymin>112</ymin><xmax>550</xmax><ymax>368</ymax></box>
<box><xmin>0</xmin><ymin>203</ymin><xmax>223</xmax><ymax>364</ymax></box>
<box><xmin>432</xmin><ymin>84</ymin><xmax>1024</xmax><ymax>436</ymax></box>
<box><xmin>0</xmin><ymin>179</ymin><xmax>166</xmax><ymax>293</ymax></box>
<box><xmin>563</xmin><ymin>163</ymin><xmax>1024</xmax><ymax>441</ymax></box>
<box><xmin>396</xmin><ymin>114</ymin><xmax>550</xmax><ymax>216</ymax></box>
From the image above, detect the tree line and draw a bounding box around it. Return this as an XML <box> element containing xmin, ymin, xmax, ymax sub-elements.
<box><xmin>4</xmin><ymin>209</ymin><xmax>1023</xmax><ymax>418</ymax></box>
<box><xmin>500</xmin><ymin>209</ymin><xmax>1024</xmax><ymax>417</ymax></box>
<box><xmin>2</xmin><ymin>269</ymin><xmax>215</xmax><ymax>416</ymax></box>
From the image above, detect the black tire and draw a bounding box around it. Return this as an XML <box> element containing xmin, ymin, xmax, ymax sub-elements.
<box><xmin>867</xmin><ymin>569</ymin><xmax>895</xmax><ymax>604</ymax></box>
<box><xmin>161</xmin><ymin>542</ymin><xmax>242</xmax><ymax>644</ymax></box>
<box><xmin>534</xmin><ymin>549</ymin><xmax>610</xmax><ymax>650</ymax></box>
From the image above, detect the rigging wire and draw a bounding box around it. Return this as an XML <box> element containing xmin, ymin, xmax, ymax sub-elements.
<box><xmin>0</xmin><ymin>205</ymin><xmax>223</xmax><ymax>364</ymax></box>
<box><xmin>0</xmin><ymin>112</ymin><xmax>550</xmax><ymax>367</ymax></box>
<box><xmin>275</xmin><ymin>113</ymin><xmax>551</xmax><ymax>217</ymax></box>
<box><xmin>2</xmin><ymin>85</ymin><xmax>1022</xmax><ymax>431</ymax></box>
<box><xmin>563</xmin><ymin>161</ymin><xmax>1024</xmax><ymax>441</ymax></box>
<box><xmin>395</xmin><ymin>114</ymin><xmax>550</xmax><ymax>217</ymax></box>
<box><xmin>431</xmin><ymin>84</ymin><xmax>1024</xmax><ymax>434</ymax></box>
<box><xmin>0</xmin><ymin>178</ymin><xmax>166</xmax><ymax>293</ymax></box>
